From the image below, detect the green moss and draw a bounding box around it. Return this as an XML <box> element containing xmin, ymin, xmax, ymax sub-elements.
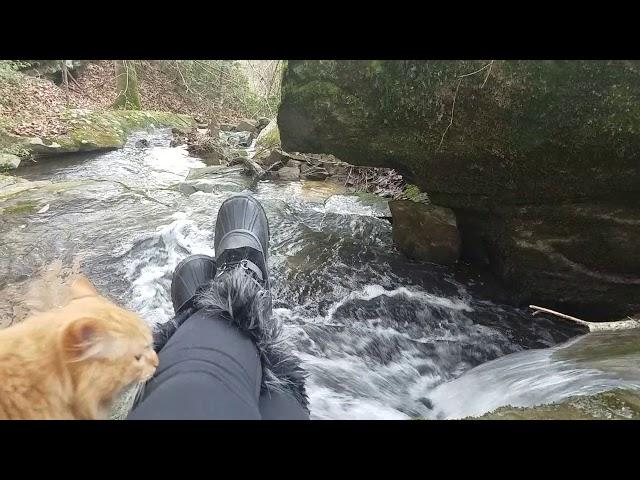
<box><xmin>398</xmin><ymin>184</ymin><xmax>430</xmax><ymax>203</ymax></box>
<box><xmin>255</xmin><ymin>121</ymin><xmax>281</xmax><ymax>155</ymax></box>
<box><xmin>286</xmin><ymin>80</ymin><xmax>341</xmax><ymax>107</ymax></box>
<box><xmin>2</xmin><ymin>200</ymin><xmax>39</xmax><ymax>215</ymax></box>
<box><xmin>112</xmin><ymin>61</ymin><xmax>142</xmax><ymax>110</ymax></box>
<box><xmin>38</xmin><ymin>110</ymin><xmax>196</xmax><ymax>154</ymax></box>
<box><xmin>369</xmin><ymin>60</ymin><xmax>384</xmax><ymax>75</ymax></box>
<box><xmin>475</xmin><ymin>389</ymin><xmax>640</xmax><ymax>420</ymax></box>
<box><xmin>230</xmin><ymin>148</ymin><xmax>249</xmax><ymax>158</ymax></box>
<box><xmin>554</xmin><ymin>330</ymin><xmax>640</xmax><ymax>363</ymax></box>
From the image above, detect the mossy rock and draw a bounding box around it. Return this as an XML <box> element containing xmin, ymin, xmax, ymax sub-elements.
<box><xmin>0</xmin><ymin>175</ymin><xmax>91</xmax><ymax>204</ymax></box>
<box><xmin>1</xmin><ymin>200</ymin><xmax>39</xmax><ymax>215</ymax></box>
<box><xmin>397</xmin><ymin>184</ymin><xmax>429</xmax><ymax>203</ymax></box>
<box><xmin>279</xmin><ymin>60</ymin><xmax>640</xmax><ymax>206</ymax></box>
<box><xmin>475</xmin><ymin>389</ymin><xmax>640</xmax><ymax>420</ymax></box>
<box><xmin>1</xmin><ymin>109</ymin><xmax>196</xmax><ymax>159</ymax></box>
<box><xmin>255</xmin><ymin>119</ymin><xmax>280</xmax><ymax>150</ymax></box>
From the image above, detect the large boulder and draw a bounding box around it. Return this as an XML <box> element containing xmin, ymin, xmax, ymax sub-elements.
<box><xmin>278</xmin><ymin>60</ymin><xmax>640</xmax><ymax>318</ymax></box>
<box><xmin>389</xmin><ymin>200</ymin><xmax>461</xmax><ymax>265</ymax></box>
<box><xmin>455</xmin><ymin>202</ymin><xmax>640</xmax><ymax>318</ymax></box>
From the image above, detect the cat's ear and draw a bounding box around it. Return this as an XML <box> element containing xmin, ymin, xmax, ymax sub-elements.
<box><xmin>69</xmin><ymin>276</ymin><xmax>99</xmax><ymax>300</ymax></box>
<box><xmin>61</xmin><ymin>317</ymin><xmax>115</xmax><ymax>361</ymax></box>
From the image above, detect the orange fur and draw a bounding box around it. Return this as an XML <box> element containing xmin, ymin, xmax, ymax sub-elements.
<box><xmin>0</xmin><ymin>276</ymin><xmax>158</xmax><ymax>419</ymax></box>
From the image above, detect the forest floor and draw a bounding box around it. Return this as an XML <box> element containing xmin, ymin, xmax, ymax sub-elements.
<box><xmin>0</xmin><ymin>61</ymin><xmax>247</xmax><ymax>140</ymax></box>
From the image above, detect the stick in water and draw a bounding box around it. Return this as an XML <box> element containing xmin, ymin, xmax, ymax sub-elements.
<box><xmin>529</xmin><ymin>305</ymin><xmax>640</xmax><ymax>332</ymax></box>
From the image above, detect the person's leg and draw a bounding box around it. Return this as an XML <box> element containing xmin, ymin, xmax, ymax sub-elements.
<box><xmin>128</xmin><ymin>307</ymin><xmax>263</xmax><ymax>420</ymax></box>
<box><xmin>259</xmin><ymin>391</ymin><xmax>309</xmax><ymax>420</ymax></box>
<box><xmin>129</xmin><ymin>193</ymin><xmax>310</xmax><ymax>420</ymax></box>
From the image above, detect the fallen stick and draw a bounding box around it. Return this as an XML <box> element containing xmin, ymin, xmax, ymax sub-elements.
<box><xmin>529</xmin><ymin>305</ymin><xmax>640</xmax><ymax>332</ymax></box>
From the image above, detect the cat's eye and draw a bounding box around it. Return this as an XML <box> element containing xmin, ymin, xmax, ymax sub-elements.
<box><xmin>135</xmin><ymin>354</ymin><xmax>142</xmax><ymax>361</ymax></box>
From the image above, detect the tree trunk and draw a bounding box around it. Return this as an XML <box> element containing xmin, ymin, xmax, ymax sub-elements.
<box><xmin>60</xmin><ymin>60</ymin><xmax>69</xmax><ymax>104</ymax></box>
<box><xmin>112</xmin><ymin>60</ymin><xmax>142</xmax><ymax>110</ymax></box>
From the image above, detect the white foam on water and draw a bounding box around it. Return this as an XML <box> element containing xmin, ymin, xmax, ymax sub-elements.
<box><xmin>322</xmin><ymin>194</ymin><xmax>389</xmax><ymax>217</ymax></box>
<box><xmin>144</xmin><ymin>145</ymin><xmax>205</xmax><ymax>177</ymax></box>
<box><xmin>325</xmin><ymin>284</ymin><xmax>474</xmax><ymax>321</ymax></box>
<box><xmin>122</xmin><ymin>213</ymin><xmax>214</xmax><ymax>326</ymax></box>
<box><xmin>270</xmin><ymin>282</ymin><xmax>510</xmax><ymax>420</ymax></box>
<box><xmin>307</xmin><ymin>385</ymin><xmax>411</xmax><ymax>420</ymax></box>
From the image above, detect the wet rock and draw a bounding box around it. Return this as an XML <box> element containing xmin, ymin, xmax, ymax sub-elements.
<box><xmin>171</xmin><ymin>126</ymin><xmax>194</xmax><ymax>136</ymax></box>
<box><xmin>177</xmin><ymin>182</ymin><xmax>197</xmax><ymax>195</ymax></box>
<box><xmin>0</xmin><ymin>153</ymin><xmax>21</xmax><ymax>170</ymax></box>
<box><xmin>475</xmin><ymin>389</ymin><xmax>640</xmax><ymax>420</ymax></box>
<box><xmin>259</xmin><ymin>149</ymin><xmax>287</xmax><ymax>169</ymax></box>
<box><xmin>456</xmin><ymin>203</ymin><xmax>640</xmax><ymax>319</ymax></box>
<box><xmin>234</xmin><ymin>118</ymin><xmax>258</xmax><ymax>134</ymax></box>
<box><xmin>286</xmin><ymin>159</ymin><xmax>304</xmax><ymax>169</ymax></box>
<box><xmin>220</xmin><ymin>123</ymin><xmax>235</xmax><ymax>132</ymax></box>
<box><xmin>186</xmin><ymin>165</ymin><xmax>234</xmax><ymax>181</ymax></box>
<box><xmin>188</xmin><ymin>180</ymin><xmax>218</xmax><ymax>193</ymax></box>
<box><xmin>278</xmin><ymin>164</ymin><xmax>301</xmax><ymax>180</ymax></box>
<box><xmin>179</xmin><ymin>165</ymin><xmax>252</xmax><ymax>194</ymax></box>
<box><xmin>134</xmin><ymin>139</ymin><xmax>149</xmax><ymax>148</ymax></box>
<box><xmin>225</xmin><ymin>131</ymin><xmax>254</xmax><ymax>148</ymax></box>
<box><xmin>256</xmin><ymin>117</ymin><xmax>270</xmax><ymax>133</ymax></box>
<box><xmin>186</xmin><ymin>137</ymin><xmax>227</xmax><ymax>165</ymax></box>
<box><xmin>389</xmin><ymin>200</ymin><xmax>460</xmax><ymax>265</ymax></box>
<box><xmin>228</xmin><ymin>157</ymin><xmax>247</xmax><ymax>167</ymax></box>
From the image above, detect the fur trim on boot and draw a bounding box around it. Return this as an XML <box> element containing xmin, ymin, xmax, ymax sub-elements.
<box><xmin>197</xmin><ymin>268</ymin><xmax>309</xmax><ymax>410</ymax></box>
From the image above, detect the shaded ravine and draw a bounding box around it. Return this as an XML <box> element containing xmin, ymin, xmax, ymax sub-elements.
<box><xmin>1</xmin><ymin>128</ymin><xmax>634</xmax><ymax>419</ymax></box>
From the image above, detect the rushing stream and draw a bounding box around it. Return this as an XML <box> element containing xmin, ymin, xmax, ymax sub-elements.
<box><xmin>1</xmin><ymin>128</ymin><xmax>638</xmax><ymax>419</ymax></box>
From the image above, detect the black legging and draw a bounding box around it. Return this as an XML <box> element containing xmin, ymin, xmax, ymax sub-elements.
<box><xmin>128</xmin><ymin>308</ymin><xmax>309</xmax><ymax>420</ymax></box>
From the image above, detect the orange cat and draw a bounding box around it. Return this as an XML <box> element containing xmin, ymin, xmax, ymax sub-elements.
<box><xmin>0</xmin><ymin>276</ymin><xmax>158</xmax><ymax>419</ymax></box>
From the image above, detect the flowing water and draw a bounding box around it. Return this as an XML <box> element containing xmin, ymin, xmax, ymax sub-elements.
<box><xmin>2</xmin><ymin>128</ymin><xmax>638</xmax><ymax>419</ymax></box>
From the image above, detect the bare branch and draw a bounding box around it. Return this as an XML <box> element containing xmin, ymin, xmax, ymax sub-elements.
<box><xmin>481</xmin><ymin>60</ymin><xmax>494</xmax><ymax>88</ymax></box>
<box><xmin>437</xmin><ymin>61</ymin><xmax>495</xmax><ymax>151</ymax></box>
<box><xmin>438</xmin><ymin>78</ymin><xmax>462</xmax><ymax>150</ymax></box>
<box><xmin>529</xmin><ymin>305</ymin><xmax>640</xmax><ymax>332</ymax></box>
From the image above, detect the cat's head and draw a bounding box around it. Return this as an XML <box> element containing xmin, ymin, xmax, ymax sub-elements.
<box><xmin>58</xmin><ymin>276</ymin><xmax>158</xmax><ymax>415</ymax></box>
